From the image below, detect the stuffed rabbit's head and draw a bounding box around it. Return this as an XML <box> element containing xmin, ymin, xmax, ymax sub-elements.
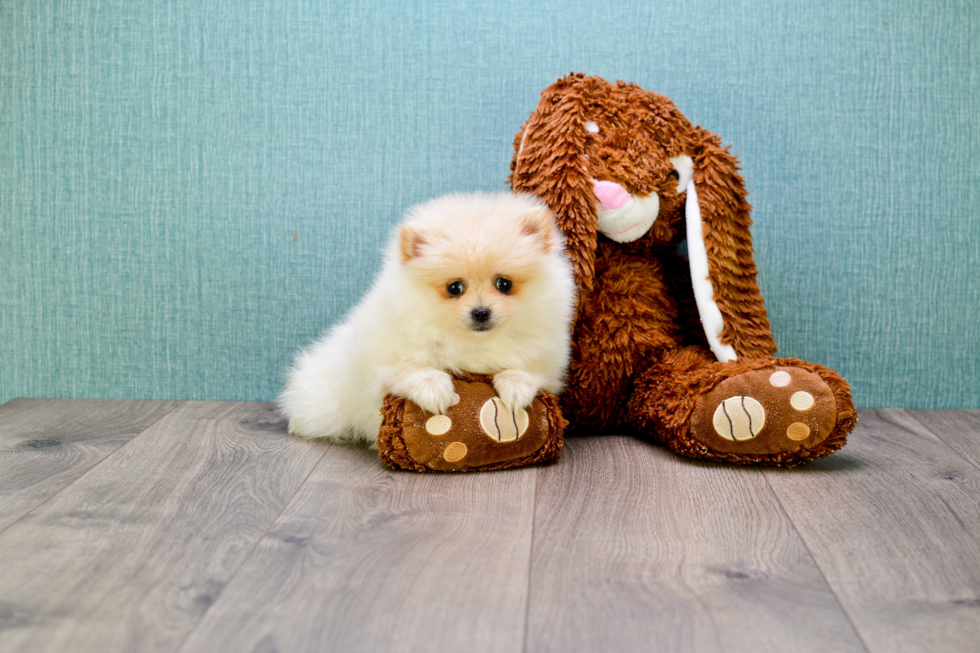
<box><xmin>509</xmin><ymin>74</ymin><xmax>777</xmax><ymax>360</ymax></box>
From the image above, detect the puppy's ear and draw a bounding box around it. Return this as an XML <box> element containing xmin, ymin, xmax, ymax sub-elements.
<box><xmin>398</xmin><ymin>223</ymin><xmax>428</xmax><ymax>262</ymax></box>
<box><xmin>519</xmin><ymin>206</ymin><xmax>555</xmax><ymax>253</ymax></box>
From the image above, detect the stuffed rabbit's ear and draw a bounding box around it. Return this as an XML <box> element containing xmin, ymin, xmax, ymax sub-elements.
<box><xmin>508</xmin><ymin>78</ymin><xmax>599</xmax><ymax>295</ymax></box>
<box><xmin>684</xmin><ymin>127</ymin><xmax>777</xmax><ymax>360</ymax></box>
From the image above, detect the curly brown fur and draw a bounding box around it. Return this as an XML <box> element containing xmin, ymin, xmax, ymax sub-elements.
<box><xmin>510</xmin><ymin>74</ymin><xmax>776</xmax><ymax>356</ymax></box>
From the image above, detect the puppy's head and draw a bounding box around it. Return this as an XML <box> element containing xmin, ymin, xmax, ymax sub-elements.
<box><xmin>395</xmin><ymin>193</ymin><xmax>560</xmax><ymax>336</ymax></box>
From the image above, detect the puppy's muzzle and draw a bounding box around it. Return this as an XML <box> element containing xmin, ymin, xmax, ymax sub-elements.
<box><xmin>470</xmin><ymin>307</ymin><xmax>493</xmax><ymax>331</ymax></box>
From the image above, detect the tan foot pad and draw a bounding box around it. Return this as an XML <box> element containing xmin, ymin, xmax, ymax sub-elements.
<box><xmin>689</xmin><ymin>367</ymin><xmax>837</xmax><ymax>456</ymax></box>
<box><xmin>378</xmin><ymin>376</ymin><xmax>566</xmax><ymax>472</ymax></box>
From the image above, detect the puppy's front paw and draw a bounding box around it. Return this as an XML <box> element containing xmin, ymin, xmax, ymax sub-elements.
<box><xmin>492</xmin><ymin>370</ymin><xmax>539</xmax><ymax>412</ymax></box>
<box><xmin>402</xmin><ymin>370</ymin><xmax>455</xmax><ymax>415</ymax></box>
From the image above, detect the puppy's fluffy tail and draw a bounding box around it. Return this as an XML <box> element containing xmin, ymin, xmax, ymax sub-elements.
<box><xmin>278</xmin><ymin>328</ymin><xmax>378</xmax><ymax>444</ymax></box>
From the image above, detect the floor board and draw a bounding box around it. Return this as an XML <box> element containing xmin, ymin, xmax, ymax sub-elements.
<box><xmin>1</xmin><ymin>401</ymin><xmax>978</xmax><ymax>653</ymax></box>
<box><xmin>524</xmin><ymin>436</ymin><xmax>866</xmax><ymax>653</ymax></box>
<box><xmin>0</xmin><ymin>401</ymin><xmax>325</xmax><ymax>653</ymax></box>
<box><xmin>906</xmin><ymin>409</ymin><xmax>980</xmax><ymax>471</ymax></box>
<box><xmin>0</xmin><ymin>398</ymin><xmax>177</xmax><ymax>532</ymax></box>
<box><xmin>180</xmin><ymin>442</ymin><xmax>538</xmax><ymax>653</ymax></box>
<box><xmin>762</xmin><ymin>409</ymin><xmax>980</xmax><ymax>653</ymax></box>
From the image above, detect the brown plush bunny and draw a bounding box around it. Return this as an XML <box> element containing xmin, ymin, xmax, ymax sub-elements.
<box><xmin>506</xmin><ymin>74</ymin><xmax>856</xmax><ymax>466</ymax></box>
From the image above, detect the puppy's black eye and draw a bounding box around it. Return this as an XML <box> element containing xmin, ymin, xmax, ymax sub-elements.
<box><xmin>667</xmin><ymin>169</ymin><xmax>680</xmax><ymax>181</ymax></box>
<box><xmin>495</xmin><ymin>278</ymin><xmax>513</xmax><ymax>294</ymax></box>
<box><xmin>447</xmin><ymin>281</ymin><xmax>464</xmax><ymax>296</ymax></box>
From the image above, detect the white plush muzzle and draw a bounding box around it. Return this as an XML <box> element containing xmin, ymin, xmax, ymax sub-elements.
<box><xmin>590</xmin><ymin>154</ymin><xmax>737</xmax><ymax>363</ymax></box>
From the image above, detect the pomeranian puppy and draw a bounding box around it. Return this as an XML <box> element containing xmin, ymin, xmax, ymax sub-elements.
<box><xmin>280</xmin><ymin>192</ymin><xmax>577</xmax><ymax>444</ymax></box>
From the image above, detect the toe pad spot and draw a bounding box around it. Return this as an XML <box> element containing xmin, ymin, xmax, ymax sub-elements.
<box><xmin>787</xmin><ymin>422</ymin><xmax>811</xmax><ymax>441</ymax></box>
<box><xmin>425</xmin><ymin>415</ymin><xmax>452</xmax><ymax>435</ymax></box>
<box><xmin>791</xmin><ymin>391</ymin><xmax>815</xmax><ymax>411</ymax></box>
<box><xmin>769</xmin><ymin>371</ymin><xmax>792</xmax><ymax>387</ymax></box>
<box><xmin>712</xmin><ymin>396</ymin><xmax>766</xmax><ymax>441</ymax></box>
<box><xmin>443</xmin><ymin>441</ymin><xmax>467</xmax><ymax>462</ymax></box>
<box><xmin>479</xmin><ymin>398</ymin><xmax>529</xmax><ymax>442</ymax></box>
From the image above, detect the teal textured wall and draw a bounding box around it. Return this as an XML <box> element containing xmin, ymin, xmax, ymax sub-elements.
<box><xmin>1</xmin><ymin>0</ymin><xmax>978</xmax><ymax>408</ymax></box>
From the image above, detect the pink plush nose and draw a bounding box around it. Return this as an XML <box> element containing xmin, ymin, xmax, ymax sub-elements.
<box><xmin>593</xmin><ymin>180</ymin><xmax>631</xmax><ymax>211</ymax></box>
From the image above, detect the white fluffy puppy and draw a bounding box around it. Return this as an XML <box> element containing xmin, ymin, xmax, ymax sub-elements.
<box><xmin>280</xmin><ymin>192</ymin><xmax>577</xmax><ymax>444</ymax></box>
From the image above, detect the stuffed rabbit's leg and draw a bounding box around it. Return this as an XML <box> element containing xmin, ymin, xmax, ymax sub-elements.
<box><xmin>626</xmin><ymin>348</ymin><xmax>856</xmax><ymax>467</ymax></box>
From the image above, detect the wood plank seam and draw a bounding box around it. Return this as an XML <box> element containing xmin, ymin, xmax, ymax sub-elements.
<box><xmin>521</xmin><ymin>467</ymin><xmax>541</xmax><ymax>653</ymax></box>
<box><xmin>904</xmin><ymin>410</ymin><xmax>980</xmax><ymax>475</ymax></box>
<box><xmin>759</xmin><ymin>468</ymin><xmax>873</xmax><ymax>653</ymax></box>
<box><xmin>177</xmin><ymin>441</ymin><xmax>539</xmax><ymax>652</ymax></box>
<box><xmin>880</xmin><ymin>410</ymin><xmax>980</xmax><ymax>551</ymax></box>
<box><xmin>0</xmin><ymin>401</ymin><xmax>330</xmax><ymax>653</ymax></box>
<box><xmin>521</xmin><ymin>435</ymin><xmax>872</xmax><ymax>652</ymax></box>
<box><xmin>0</xmin><ymin>401</ymin><xmax>179</xmax><ymax>539</ymax></box>
<box><xmin>172</xmin><ymin>441</ymin><xmax>334</xmax><ymax>653</ymax></box>
<box><xmin>761</xmin><ymin>408</ymin><xmax>980</xmax><ymax>652</ymax></box>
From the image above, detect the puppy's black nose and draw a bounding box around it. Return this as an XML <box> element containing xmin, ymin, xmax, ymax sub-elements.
<box><xmin>471</xmin><ymin>307</ymin><xmax>492</xmax><ymax>323</ymax></box>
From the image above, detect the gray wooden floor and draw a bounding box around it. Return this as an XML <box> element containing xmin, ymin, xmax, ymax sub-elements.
<box><xmin>0</xmin><ymin>399</ymin><xmax>978</xmax><ymax>653</ymax></box>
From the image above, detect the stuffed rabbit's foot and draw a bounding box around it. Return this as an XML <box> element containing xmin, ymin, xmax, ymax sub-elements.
<box><xmin>378</xmin><ymin>375</ymin><xmax>566</xmax><ymax>472</ymax></box>
<box><xmin>688</xmin><ymin>366</ymin><xmax>838</xmax><ymax>458</ymax></box>
<box><xmin>630</xmin><ymin>355</ymin><xmax>856</xmax><ymax>467</ymax></box>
